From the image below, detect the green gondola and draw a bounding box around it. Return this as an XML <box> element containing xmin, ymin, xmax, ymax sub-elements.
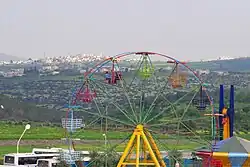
<box><xmin>138</xmin><ymin>55</ymin><xmax>154</xmax><ymax>79</ymax></box>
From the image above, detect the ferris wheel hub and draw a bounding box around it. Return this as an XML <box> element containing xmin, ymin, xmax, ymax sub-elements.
<box><xmin>135</xmin><ymin>124</ymin><xmax>143</xmax><ymax>130</ymax></box>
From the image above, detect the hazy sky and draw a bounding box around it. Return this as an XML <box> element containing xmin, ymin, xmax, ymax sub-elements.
<box><xmin>1</xmin><ymin>0</ymin><xmax>250</xmax><ymax>61</ymax></box>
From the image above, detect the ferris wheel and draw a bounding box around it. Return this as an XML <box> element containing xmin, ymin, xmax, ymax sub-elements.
<box><xmin>61</xmin><ymin>52</ymin><xmax>215</xmax><ymax>167</ymax></box>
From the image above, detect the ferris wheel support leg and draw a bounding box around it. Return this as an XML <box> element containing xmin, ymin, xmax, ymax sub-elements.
<box><xmin>116</xmin><ymin>133</ymin><xmax>136</xmax><ymax>167</ymax></box>
<box><xmin>143</xmin><ymin>141</ymin><xmax>147</xmax><ymax>162</ymax></box>
<box><xmin>123</xmin><ymin>143</ymin><xmax>135</xmax><ymax>167</ymax></box>
<box><xmin>136</xmin><ymin>134</ymin><xmax>141</xmax><ymax>167</ymax></box>
<box><xmin>141</xmin><ymin>130</ymin><xmax>161</xmax><ymax>167</ymax></box>
<box><xmin>144</xmin><ymin>129</ymin><xmax>166</xmax><ymax>167</ymax></box>
<box><xmin>117</xmin><ymin>125</ymin><xmax>164</xmax><ymax>167</ymax></box>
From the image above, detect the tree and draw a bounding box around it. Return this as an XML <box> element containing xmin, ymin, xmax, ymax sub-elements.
<box><xmin>88</xmin><ymin>150</ymin><xmax>102</xmax><ymax>167</ymax></box>
<box><xmin>168</xmin><ymin>149</ymin><xmax>183</xmax><ymax>166</ymax></box>
<box><xmin>87</xmin><ymin>149</ymin><xmax>120</xmax><ymax>167</ymax></box>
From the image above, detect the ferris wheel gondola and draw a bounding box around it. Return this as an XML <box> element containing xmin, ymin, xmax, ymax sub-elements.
<box><xmin>74</xmin><ymin>80</ymin><xmax>97</xmax><ymax>103</ymax></box>
<box><xmin>167</xmin><ymin>60</ymin><xmax>187</xmax><ymax>88</ymax></box>
<box><xmin>138</xmin><ymin>52</ymin><xmax>154</xmax><ymax>79</ymax></box>
<box><xmin>192</xmin><ymin>86</ymin><xmax>210</xmax><ymax>111</ymax></box>
<box><xmin>104</xmin><ymin>57</ymin><xmax>123</xmax><ymax>84</ymax></box>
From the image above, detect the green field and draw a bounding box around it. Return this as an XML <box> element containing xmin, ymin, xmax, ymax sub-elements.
<box><xmin>0</xmin><ymin>122</ymin><xmax>205</xmax><ymax>140</ymax></box>
<box><xmin>0</xmin><ymin>123</ymin><xmax>133</xmax><ymax>140</ymax></box>
<box><xmin>1</xmin><ymin>122</ymin><xmax>250</xmax><ymax>158</ymax></box>
<box><xmin>0</xmin><ymin>142</ymin><xmax>201</xmax><ymax>158</ymax></box>
<box><xmin>0</xmin><ymin>140</ymin><xmax>201</xmax><ymax>158</ymax></box>
<box><xmin>0</xmin><ymin>122</ymin><xmax>205</xmax><ymax>158</ymax></box>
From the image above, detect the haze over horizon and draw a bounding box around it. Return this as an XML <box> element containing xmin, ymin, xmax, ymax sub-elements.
<box><xmin>1</xmin><ymin>0</ymin><xmax>250</xmax><ymax>61</ymax></box>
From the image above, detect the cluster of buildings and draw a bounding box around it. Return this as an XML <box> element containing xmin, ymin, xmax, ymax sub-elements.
<box><xmin>0</xmin><ymin>53</ymin><xmax>106</xmax><ymax>78</ymax></box>
<box><xmin>0</xmin><ymin>68</ymin><xmax>24</xmax><ymax>78</ymax></box>
<box><xmin>40</xmin><ymin>53</ymin><xmax>104</xmax><ymax>64</ymax></box>
<box><xmin>0</xmin><ymin>53</ymin><xmax>143</xmax><ymax>78</ymax></box>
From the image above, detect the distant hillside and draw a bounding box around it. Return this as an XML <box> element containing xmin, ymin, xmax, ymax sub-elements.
<box><xmin>188</xmin><ymin>57</ymin><xmax>250</xmax><ymax>72</ymax></box>
<box><xmin>0</xmin><ymin>53</ymin><xmax>20</xmax><ymax>61</ymax></box>
<box><xmin>0</xmin><ymin>95</ymin><xmax>65</xmax><ymax>122</ymax></box>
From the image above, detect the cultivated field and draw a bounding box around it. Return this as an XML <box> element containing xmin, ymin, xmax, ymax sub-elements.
<box><xmin>0</xmin><ymin>122</ymin><xmax>210</xmax><ymax>157</ymax></box>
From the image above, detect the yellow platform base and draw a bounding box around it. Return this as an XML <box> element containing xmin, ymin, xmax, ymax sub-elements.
<box><xmin>117</xmin><ymin>124</ymin><xmax>166</xmax><ymax>167</ymax></box>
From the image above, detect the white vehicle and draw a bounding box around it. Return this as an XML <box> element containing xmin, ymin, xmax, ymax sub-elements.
<box><xmin>32</xmin><ymin>148</ymin><xmax>90</xmax><ymax>157</ymax></box>
<box><xmin>32</xmin><ymin>148</ymin><xmax>63</xmax><ymax>154</ymax></box>
<box><xmin>0</xmin><ymin>148</ymin><xmax>91</xmax><ymax>167</ymax></box>
<box><xmin>1</xmin><ymin>153</ymin><xmax>59</xmax><ymax>167</ymax></box>
<box><xmin>36</xmin><ymin>158</ymin><xmax>60</xmax><ymax>167</ymax></box>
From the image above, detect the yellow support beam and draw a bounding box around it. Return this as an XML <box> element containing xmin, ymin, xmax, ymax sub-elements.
<box><xmin>222</xmin><ymin>108</ymin><xmax>230</xmax><ymax>140</ymax></box>
<box><xmin>117</xmin><ymin>124</ymin><xmax>166</xmax><ymax>167</ymax></box>
<box><xmin>117</xmin><ymin>132</ymin><xmax>136</xmax><ymax>167</ymax></box>
<box><xmin>136</xmin><ymin>134</ymin><xmax>140</xmax><ymax>167</ymax></box>
<box><xmin>145</xmin><ymin>129</ymin><xmax>166</xmax><ymax>167</ymax></box>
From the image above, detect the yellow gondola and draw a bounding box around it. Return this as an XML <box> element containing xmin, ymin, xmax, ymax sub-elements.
<box><xmin>138</xmin><ymin>55</ymin><xmax>154</xmax><ymax>79</ymax></box>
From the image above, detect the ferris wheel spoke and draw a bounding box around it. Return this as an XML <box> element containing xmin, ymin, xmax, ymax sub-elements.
<box><xmin>90</xmin><ymin>80</ymin><xmax>137</xmax><ymax>124</ymax></box>
<box><xmin>180</xmin><ymin>119</ymin><xmax>211</xmax><ymax>145</ymax></box>
<box><xmin>77</xmin><ymin>108</ymin><xmax>134</xmax><ymax>127</ymax></box>
<box><xmin>118</xmin><ymin>73</ymin><xmax>139</xmax><ymax>123</ymax></box>
<box><xmin>88</xmin><ymin>82</ymin><xmax>104</xmax><ymax>117</ymax></box>
<box><xmin>151</xmin><ymin>134</ymin><xmax>203</xmax><ymax>167</ymax></box>
<box><xmin>149</xmin><ymin>117</ymin><xmax>209</xmax><ymax>127</ymax></box>
<box><xmin>129</xmin><ymin>59</ymin><xmax>153</xmax><ymax>123</ymax></box>
<box><xmin>154</xmin><ymin>96</ymin><xmax>180</xmax><ymax>148</ymax></box>
<box><xmin>86</xmin><ymin>134</ymin><xmax>131</xmax><ymax>167</ymax></box>
<box><xmin>108</xmin><ymin>102</ymin><xmax>137</xmax><ymax>125</ymax></box>
<box><xmin>71</xmin><ymin>117</ymin><xmax>102</xmax><ymax>138</ymax></box>
<box><xmin>174</xmin><ymin>90</ymin><xmax>199</xmax><ymax>146</ymax></box>
<box><xmin>90</xmin><ymin>80</ymin><xmax>121</xmax><ymax>105</ymax></box>
<box><xmin>186</xmin><ymin>136</ymin><xmax>212</xmax><ymax>147</ymax></box>
<box><xmin>142</xmin><ymin>65</ymin><xmax>177</xmax><ymax>123</ymax></box>
<box><xmin>141</xmin><ymin>89</ymin><xmax>171</xmax><ymax>123</ymax></box>
<box><xmin>177</xmin><ymin>90</ymin><xmax>199</xmax><ymax>123</ymax></box>
<box><xmin>90</xmin><ymin>78</ymin><xmax>127</xmax><ymax>105</ymax></box>
<box><xmin>84</xmin><ymin>117</ymin><xmax>101</xmax><ymax>128</ymax></box>
<box><xmin>145</xmin><ymin>86</ymin><xmax>200</xmax><ymax>124</ymax></box>
<box><xmin>159</xmin><ymin>93</ymin><xmax>179</xmax><ymax>118</ymax></box>
<box><xmin>149</xmin><ymin>132</ymin><xmax>186</xmax><ymax>166</ymax></box>
<box><xmin>179</xmin><ymin>121</ymin><xmax>211</xmax><ymax>146</ymax></box>
<box><xmin>141</xmin><ymin>94</ymin><xmax>170</xmax><ymax>123</ymax></box>
<box><xmin>139</xmin><ymin>90</ymin><xmax>145</xmax><ymax>123</ymax></box>
<box><xmin>147</xmin><ymin>55</ymin><xmax>159</xmax><ymax>84</ymax></box>
<box><xmin>127</xmin><ymin>55</ymin><xmax>144</xmax><ymax>88</ymax></box>
<box><xmin>115</xmin><ymin>59</ymin><xmax>149</xmax><ymax>123</ymax></box>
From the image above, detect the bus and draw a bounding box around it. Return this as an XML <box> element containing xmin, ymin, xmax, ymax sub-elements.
<box><xmin>0</xmin><ymin>148</ymin><xmax>91</xmax><ymax>167</ymax></box>
<box><xmin>31</xmin><ymin>148</ymin><xmax>90</xmax><ymax>158</ymax></box>
<box><xmin>32</xmin><ymin>148</ymin><xmax>63</xmax><ymax>154</ymax></box>
<box><xmin>36</xmin><ymin>158</ymin><xmax>60</xmax><ymax>167</ymax></box>
<box><xmin>1</xmin><ymin>153</ymin><xmax>59</xmax><ymax>167</ymax></box>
